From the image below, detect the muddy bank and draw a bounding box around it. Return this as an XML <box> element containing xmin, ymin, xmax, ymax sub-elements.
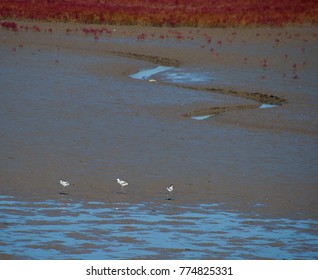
<box><xmin>114</xmin><ymin>53</ymin><xmax>288</xmax><ymax>116</ymax></box>
<box><xmin>0</xmin><ymin>21</ymin><xmax>317</xmax><ymax>221</ymax></box>
<box><xmin>177</xmin><ymin>85</ymin><xmax>287</xmax><ymax>105</ymax></box>
<box><xmin>183</xmin><ymin>104</ymin><xmax>259</xmax><ymax>117</ymax></box>
<box><xmin>174</xmin><ymin>85</ymin><xmax>286</xmax><ymax>117</ymax></box>
<box><xmin>110</xmin><ymin>51</ymin><xmax>180</xmax><ymax>67</ymax></box>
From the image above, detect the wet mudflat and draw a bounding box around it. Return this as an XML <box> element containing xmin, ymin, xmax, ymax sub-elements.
<box><xmin>0</xmin><ymin>22</ymin><xmax>317</xmax><ymax>259</ymax></box>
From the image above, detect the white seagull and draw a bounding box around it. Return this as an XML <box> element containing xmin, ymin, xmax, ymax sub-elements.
<box><xmin>117</xmin><ymin>178</ymin><xmax>128</xmax><ymax>193</ymax></box>
<box><xmin>60</xmin><ymin>179</ymin><xmax>70</xmax><ymax>188</ymax></box>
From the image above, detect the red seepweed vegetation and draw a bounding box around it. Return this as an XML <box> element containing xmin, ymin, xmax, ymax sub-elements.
<box><xmin>0</xmin><ymin>0</ymin><xmax>318</xmax><ymax>27</ymax></box>
<box><xmin>1</xmin><ymin>20</ymin><xmax>18</xmax><ymax>31</ymax></box>
<box><xmin>1</xmin><ymin>2</ymin><xmax>314</xmax><ymax>81</ymax></box>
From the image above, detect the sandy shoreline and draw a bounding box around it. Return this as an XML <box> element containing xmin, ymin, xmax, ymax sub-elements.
<box><xmin>1</xmin><ymin>21</ymin><xmax>318</xmax><ymax>220</ymax></box>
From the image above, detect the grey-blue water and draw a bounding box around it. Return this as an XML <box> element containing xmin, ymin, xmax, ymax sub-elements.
<box><xmin>0</xmin><ymin>195</ymin><xmax>317</xmax><ymax>259</ymax></box>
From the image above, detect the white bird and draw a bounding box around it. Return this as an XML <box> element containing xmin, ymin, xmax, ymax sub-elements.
<box><xmin>60</xmin><ymin>179</ymin><xmax>70</xmax><ymax>188</ymax></box>
<box><xmin>167</xmin><ymin>184</ymin><xmax>174</xmax><ymax>192</ymax></box>
<box><xmin>166</xmin><ymin>184</ymin><xmax>174</xmax><ymax>200</ymax></box>
<box><xmin>117</xmin><ymin>178</ymin><xmax>128</xmax><ymax>193</ymax></box>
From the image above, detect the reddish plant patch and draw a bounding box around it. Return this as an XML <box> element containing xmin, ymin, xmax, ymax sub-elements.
<box><xmin>1</xmin><ymin>21</ymin><xmax>18</xmax><ymax>31</ymax></box>
<box><xmin>0</xmin><ymin>0</ymin><xmax>318</xmax><ymax>27</ymax></box>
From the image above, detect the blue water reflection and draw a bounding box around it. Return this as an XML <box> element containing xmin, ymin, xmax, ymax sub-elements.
<box><xmin>129</xmin><ymin>66</ymin><xmax>174</xmax><ymax>80</ymax></box>
<box><xmin>0</xmin><ymin>195</ymin><xmax>317</xmax><ymax>259</ymax></box>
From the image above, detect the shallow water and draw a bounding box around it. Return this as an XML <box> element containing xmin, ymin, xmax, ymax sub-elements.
<box><xmin>0</xmin><ymin>195</ymin><xmax>317</xmax><ymax>259</ymax></box>
<box><xmin>160</xmin><ymin>68</ymin><xmax>213</xmax><ymax>84</ymax></box>
<box><xmin>259</xmin><ymin>104</ymin><xmax>278</xmax><ymax>109</ymax></box>
<box><xmin>129</xmin><ymin>66</ymin><xmax>174</xmax><ymax>80</ymax></box>
<box><xmin>191</xmin><ymin>115</ymin><xmax>214</xmax><ymax>120</ymax></box>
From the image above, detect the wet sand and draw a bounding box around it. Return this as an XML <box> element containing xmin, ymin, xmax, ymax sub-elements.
<box><xmin>0</xmin><ymin>21</ymin><xmax>318</xmax><ymax>259</ymax></box>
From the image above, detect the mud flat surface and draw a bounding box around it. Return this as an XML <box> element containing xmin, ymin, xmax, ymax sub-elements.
<box><xmin>0</xmin><ymin>21</ymin><xmax>318</xmax><ymax>259</ymax></box>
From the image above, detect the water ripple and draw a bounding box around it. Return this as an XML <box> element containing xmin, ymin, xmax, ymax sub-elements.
<box><xmin>0</xmin><ymin>196</ymin><xmax>317</xmax><ymax>259</ymax></box>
